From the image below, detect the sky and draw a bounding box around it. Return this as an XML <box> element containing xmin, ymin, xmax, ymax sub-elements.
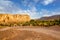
<box><xmin>0</xmin><ymin>0</ymin><xmax>60</xmax><ymax>19</ymax></box>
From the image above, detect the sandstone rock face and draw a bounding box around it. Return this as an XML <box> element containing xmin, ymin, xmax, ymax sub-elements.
<box><xmin>0</xmin><ymin>14</ymin><xmax>30</xmax><ymax>23</ymax></box>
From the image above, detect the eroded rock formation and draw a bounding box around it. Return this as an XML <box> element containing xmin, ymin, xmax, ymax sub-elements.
<box><xmin>0</xmin><ymin>14</ymin><xmax>30</xmax><ymax>23</ymax></box>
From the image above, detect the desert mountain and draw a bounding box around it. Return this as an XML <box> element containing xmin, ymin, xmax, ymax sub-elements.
<box><xmin>38</xmin><ymin>15</ymin><xmax>60</xmax><ymax>21</ymax></box>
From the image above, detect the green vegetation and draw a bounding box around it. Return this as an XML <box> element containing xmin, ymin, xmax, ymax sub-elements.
<box><xmin>0</xmin><ymin>19</ymin><xmax>60</xmax><ymax>27</ymax></box>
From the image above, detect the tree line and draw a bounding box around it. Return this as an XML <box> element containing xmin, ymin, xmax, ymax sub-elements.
<box><xmin>0</xmin><ymin>19</ymin><xmax>60</xmax><ymax>27</ymax></box>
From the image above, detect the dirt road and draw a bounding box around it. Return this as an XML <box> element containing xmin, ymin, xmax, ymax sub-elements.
<box><xmin>13</xmin><ymin>27</ymin><xmax>60</xmax><ymax>39</ymax></box>
<box><xmin>0</xmin><ymin>26</ymin><xmax>60</xmax><ymax>40</ymax></box>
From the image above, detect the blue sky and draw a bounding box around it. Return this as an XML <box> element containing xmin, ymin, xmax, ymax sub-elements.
<box><xmin>0</xmin><ymin>0</ymin><xmax>60</xmax><ymax>19</ymax></box>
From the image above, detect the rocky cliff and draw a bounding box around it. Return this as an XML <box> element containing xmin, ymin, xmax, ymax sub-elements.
<box><xmin>0</xmin><ymin>14</ymin><xmax>30</xmax><ymax>23</ymax></box>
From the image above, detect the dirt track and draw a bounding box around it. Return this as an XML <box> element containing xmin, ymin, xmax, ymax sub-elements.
<box><xmin>0</xmin><ymin>26</ymin><xmax>60</xmax><ymax>40</ymax></box>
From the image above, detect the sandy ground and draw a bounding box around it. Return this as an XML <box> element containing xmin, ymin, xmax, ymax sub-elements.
<box><xmin>0</xmin><ymin>26</ymin><xmax>60</xmax><ymax>40</ymax></box>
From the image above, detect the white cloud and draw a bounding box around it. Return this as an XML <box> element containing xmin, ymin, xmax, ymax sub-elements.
<box><xmin>42</xmin><ymin>0</ymin><xmax>54</xmax><ymax>5</ymax></box>
<box><xmin>51</xmin><ymin>12</ymin><xmax>60</xmax><ymax>15</ymax></box>
<box><xmin>19</xmin><ymin>0</ymin><xmax>38</xmax><ymax>19</ymax></box>
<box><xmin>0</xmin><ymin>0</ymin><xmax>20</xmax><ymax>13</ymax></box>
<box><xmin>43</xmin><ymin>15</ymin><xmax>51</xmax><ymax>17</ymax></box>
<box><xmin>0</xmin><ymin>7</ymin><xmax>4</xmax><ymax>10</ymax></box>
<box><xmin>16</xmin><ymin>6</ymin><xmax>38</xmax><ymax>19</ymax></box>
<box><xmin>39</xmin><ymin>9</ymin><xmax>60</xmax><ymax>17</ymax></box>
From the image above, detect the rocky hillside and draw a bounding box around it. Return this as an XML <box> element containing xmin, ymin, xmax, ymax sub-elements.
<box><xmin>38</xmin><ymin>15</ymin><xmax>60</xmax><ymax>21</ymax></box>
<box><xmin>0</xmin><ymin>14</ymin><xmax>30</xmax><ymax>23</ymax></box>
